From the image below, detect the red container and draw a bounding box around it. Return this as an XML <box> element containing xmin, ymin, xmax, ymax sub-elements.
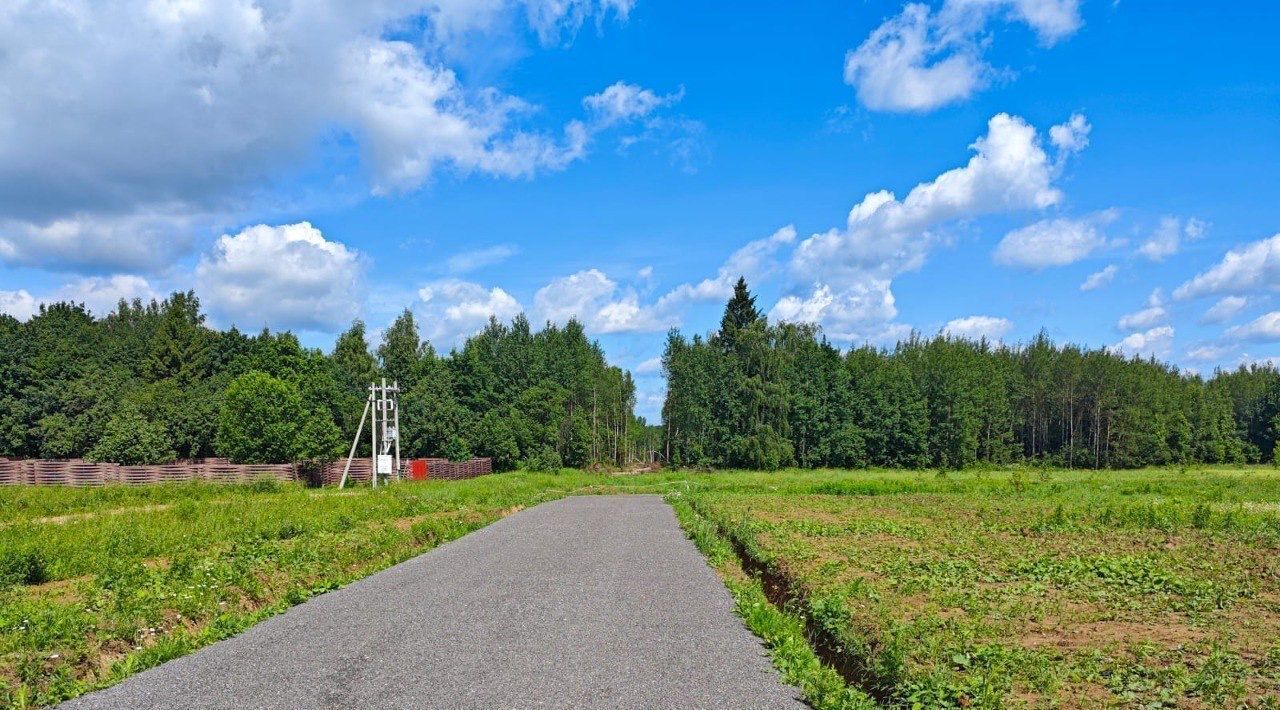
<box><xmin>409</xmin><ymin>459</ymin><xmax>428</xmax><ymax>481</ymax></box>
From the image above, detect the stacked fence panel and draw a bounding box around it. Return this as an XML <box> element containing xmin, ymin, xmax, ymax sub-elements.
<box><xmin>0</xmin><ymin>457</ymin><xmax>494</xmax><ymax>487</ymax></box>
<box><xmin>425</xmin><ymin>457</ymin><xmax>493</xmax><ymax>480</ymax></box>
<box><xmin>0</xmin><ymin>458</ymin><xmax>299</xmax><ymax>487</ymax></box>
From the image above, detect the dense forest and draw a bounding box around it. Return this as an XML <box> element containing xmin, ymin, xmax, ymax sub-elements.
<box><xmin>0</xmin><ymin>293</ymin><xmax>647</xmax><ymax>470</ymax></box>
<box><xmin>662</xmin><ymin>278</ymin><xmax>1280</xmax><ymax>470</ymax></box>
<box><xmin>5</xmin><ymin>281</ymin><xmax>1280</xmax><ymax>473</ymax></box>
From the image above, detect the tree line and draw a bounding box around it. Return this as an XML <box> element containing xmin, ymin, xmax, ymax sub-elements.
<box><xmin>0</xmin><ymin>293</ymin><xmax>647</xmax><ymax>470</ymax></box>
<box><xmin>6</xmin><ymin>281</ymin><xmax>1280</xmax><ymax>473</ymax></box>
<box><xmin>662</xmin><ymin>278</ymin><xmax>1280</xmax><ymax>470</ymax></box>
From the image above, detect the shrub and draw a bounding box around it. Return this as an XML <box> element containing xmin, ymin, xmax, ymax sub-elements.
<box><xmin>0</xmin><ymin>549</ymin><xmax>48</xmax><ymax>587</ymax></box>
<box><xmin>87</xmin><ymin>403</ymin><xmax>177</xmax><ymax>465</ymax></box>
<box><xmin>519</xmin><ymin>449</ymin><xmax>563</xmax><ymax>472</ymax></box>
<box><xmin>216</xmin><ymin>371</ymin><xmax>304</xmax><ymax>463</ymax></box>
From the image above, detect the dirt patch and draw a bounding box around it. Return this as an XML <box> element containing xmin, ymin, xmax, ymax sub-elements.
<box><xmin>4</xmin><ymin>503</ymin><xmax>177</xmax><ymax>528</ymax></box>
<box><xmin>1019</xmin><ymin>616</ymin><xmax>1206</xmax><ymax>652</ymax></box>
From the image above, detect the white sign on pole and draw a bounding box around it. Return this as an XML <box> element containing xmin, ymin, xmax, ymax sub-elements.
<box><xmin>376</xmin><ymin>454</ymin><xmax>393</xmax><ymax>475</ymax></box>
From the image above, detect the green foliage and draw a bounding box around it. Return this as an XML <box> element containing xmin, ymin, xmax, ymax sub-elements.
<box><xmin>519</xmin><ymin>448</ymin><xmax>563</xmax><ymax>472</ymax></box>
<box><xmin>0</xmin><ymin>549</ymin><xmax>48</xmax><ymax>587</ymax></box>
<box><xmin>664</xmin><ymin>284</ymin><xmax>1261</xmax><ymax>471</ymax></box>
<box><xmin>216</xmin><ymin>372</ymin><xmax>305</xmax><ymax>464</ymax></box>
<box><xmin>294</xmin><ymin>410</ymin><xmax>344</xmax><ymax>462</ymax></box>
<box><xmin>86</xmin><ymin>403</ymin><xmax>176</xmax><ymax>465</ymax></box>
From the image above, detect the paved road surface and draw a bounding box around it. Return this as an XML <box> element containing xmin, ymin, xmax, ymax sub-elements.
<box><xmin>63</xmin><ymin>495</ymin><xmax>806</xmax><ymax>709</ymax></box>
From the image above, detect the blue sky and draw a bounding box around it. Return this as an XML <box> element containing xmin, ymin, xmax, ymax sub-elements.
<box><xmin>1</xmin><ymin>1</ymin><xmax>1278</xmax><ymax>420</ymax></box>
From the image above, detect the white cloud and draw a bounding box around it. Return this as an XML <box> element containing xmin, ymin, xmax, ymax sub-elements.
<box><xmin>1117</xmin><ymin>290</ymin><xmax>1168</xmax><ymax>332</ymax></box>
<box><xmin>769</xmin><ymin>281</ymin><xmax>899</xmax><ymax>341</ymax></box>
<box><xmin>1048</xmin><ymin>112</ymin><xmax>1091</xmax><ymax>155</ymax></box>
<box><xmin>196</xmin><ymin>222</ymin><xmax>363</xmax><ymax>332</ymax></box>
<box><xmin>584</xmin><ymin>82</ymin><xmax>682</xmax><ymax>127</ymax></box>
<box><xmin>57</xmin><ymin>275</ymin><xmax>159</xmax><ymax>317</ymax></box>
<box><xmin>794</xmin><ymin>114</ymin><xmax>1066</xmax><ymax>283</ymax></box>
<box><xmin>843</xmin><ymin>4</ymin><xmax>986</xmax><ymax>112</ymax></box>
<box><xmin>0</xmin><ymin>290</ymin><xmax>38</xmax><ymax>321</ymax></box>
<box><xmin>1111</xmin><ymin>325</ymin><xmax>1174</xmax><ymax>359</ymax></box>
<box><xmin>782</xmin><ymin>113</ymin><xmax>1075</xmax><ymax>340</ymax></box>
<box><xmin>993</xmin><ymin>212</ymin><xmax>1112</xmax><ymax>269</ymax></box>
<box><xmin>1080</xmin><ymin>264</ymin><xmax>1118</xmax><ymax>291</ymax></box>
<box><xmin>446</xmin><ymin>245</ymin><xmax>518</xmax><ymax>274</ymax></box>
<box><xmin>942</xmin><ymin>315</ymin><xmax>1012</xmax><ymax>341</ymax></box>
<box><xmin>534</xmin><ymin>269</ymin><xmax>669</xmax><ymax>333</ymax></box>
<box><xmin>0</xmin><ymin>1</ymin><xmax>629</xmax><ymax>272</ymax></box>
<box><xmin>656</xmin><ymin>226</ymin><xmax>797</xmax><ymax>310</ymax></box>
<box><xmin>1173</xmin><ymin>233</ymin><xmax>1280</xmax><ymax>300</ymax></box>
<box><xmin>1186</xmin><ymin>343</ymin><xmax>1233</xmax><ymax>363</ymax></box>
<box><xmin>1226</xmin><ymin>312</ymin><xmax>1280</xmax><ymax>343</ymax></box>
<box><xmin>633</xmin><ymin>356</ymin><xmax>663</xmax><ymax>375</ymax></box>
<box><xmin>1138</xmin><ymin>216</ymin><xmax>1206</xmax><ymax>262</ymax></box>
<box><xmin>416</xmin><ymin>278</ymin><xmax>522</xmax><ymax>347</ymax></box>
<box><xmin>1201</xmin><ymin>296</ymin><xmax>1247</xmax><ymax>325</ymax></box>
<box><xmin>843</xmin><ymin>0</ymin><xmax>1082</xmax><ymax>112</ymax></box>
<box><xmin>0</xmin><ymin>275</ymin><xmax>157</xmax><ymax>321</ymax></box>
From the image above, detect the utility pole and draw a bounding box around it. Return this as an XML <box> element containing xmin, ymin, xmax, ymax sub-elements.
<box><xmin>340</xmin><ymin>380</ymin><xmax>401</xmax><ymax>489</ymax></box>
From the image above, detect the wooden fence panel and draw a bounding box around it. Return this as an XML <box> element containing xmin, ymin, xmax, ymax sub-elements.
<box><xmin>0</xmin><ymin>457</ymin><xmax>494</xmax><ymax>487</ymax></box>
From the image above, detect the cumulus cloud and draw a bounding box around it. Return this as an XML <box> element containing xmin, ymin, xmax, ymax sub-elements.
<box><xmin>58</xmin><ymin>275</ymin><xmax>159</xmax><ymax>317</ymax></box>
<box><xmin>1080</xmin><ymin>264</ymin><xmax>1118</xmax><ymax>291</ymax></box>
<box><xmin>1226</xmin><ymin>312</ymin><xmax>1280</xmax><ymax>343</ymax></box>
<box><xmin>1117</xmin><ymin>290</ymin><xmax>1168</xmax><ymax>332</ymax></box>
<box><xmin>844</xmin><ymin>0</ymin><xmax>1082</xmax><ymax>112</ymax></box>
<box><xmin>942</xmin><ymin>315</ymin><xmax>1012</xmax><ymax>341</ymax></box>
<box><xmin>0</xmin><ymin>290</ymin><xmax>38</xmax><ymax>321</ymax></box>
<box><xmin>534</xmin><ymin>269</ymin><xmax>669</xmax><ymax>333</ymax></box>
<box><xmin>993</xmin><ymin>211</ymin><xmax>1113</xmax><ymax>269</ymax></box>
<box><xmin>0</xmin><ymin>1</ymin><xmax>630</xmax><ymax>272</ymax></box>
<box><xmin>1173</xmin><ymin>233</ymin><xmax>1280</xmax><ymax>300</ymax></box>
<box><xmin>416</xmin><ymin>278</ymin><xmax>522</xmax><ymax>347</ymax></box>
<box><xmin>196</xmin><ymin>222</ymin><xmax>363</xmax><ymax>332</ymax></box>
<box><xmin>780</xmin><ymin>112</ymin><xmax>1076</xmax><ymax>340</ymax></box>
<box><xmin>769</xmin><ymin>281</ymin><xmax>899</xmax><ymax>340</ymax></box>
<box><xmin>1201</xmin><ymin>296</ymin><xmax>1247</xmax><ymax>325</ymax></box>
<box><xmin>1138</xmin><ymin>216</ymin><xmax>1206</xmax><ymax>262</ymax></box>
<box><xmin>1111</xmin><ymin>325</ymin><xmax>1174</xmax><ymax>359</ymax></box>
<box><xmin>0</xmin><ymin>275</ymin><xmax>157</xmax><ymax>320</ymax></box>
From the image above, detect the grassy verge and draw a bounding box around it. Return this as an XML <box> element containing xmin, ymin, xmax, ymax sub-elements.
<box><xmin>0</xmin><ymin>471</ymin><xmax>679</xmax><ymax>707</ymax></box>
<box><xmin>667</xmin><ymin>492</ymin><xmax>876</xmax><ymax>709</ymax></box>
<box><xmin>686</xmin><ymin>467</ymin><xmax>1280</xmax><ymax>708</ymax></box>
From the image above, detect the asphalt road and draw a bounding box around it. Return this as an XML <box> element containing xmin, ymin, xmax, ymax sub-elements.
<box><xmin>62</xmin><ymin>495</ymin><xmax>806</xmax><ymax>709</ymax></box>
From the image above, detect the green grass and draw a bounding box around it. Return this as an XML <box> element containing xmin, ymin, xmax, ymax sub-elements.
<box><xmin>0</xmin><ymin>471</ymin><xmax>683</xmax><ymax>707</ymax></box>
<box><xmin>681</xmin><ymin>466</ymin><xmax>1280</xmax><ymax>708</ymax></box>
<box><xmin>4</xmin><ymin>466</ymin><xmax>1280</xmax><ymax>708</ymax></box>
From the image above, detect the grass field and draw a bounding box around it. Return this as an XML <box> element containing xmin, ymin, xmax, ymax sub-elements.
<box><xmin>0</xmin><ymin>472</ymin><xmax>682</xmax><ymax>707</ymax></box>
<box><xmin>3</xmin><ymin>467</ymin><xmax>1279</xmax><ymax>708</ymax></box>
<box><xmin>678</xmin><ymin>468</ymin><xmax>1280</xmax><ymax>708</ymax></box>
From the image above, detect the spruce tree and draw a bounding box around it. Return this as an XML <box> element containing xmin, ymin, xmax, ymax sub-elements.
<box><xmin>715</xmin><ymin>277</ymin><xmax>761</xmax><ymax>350</ymax></box>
